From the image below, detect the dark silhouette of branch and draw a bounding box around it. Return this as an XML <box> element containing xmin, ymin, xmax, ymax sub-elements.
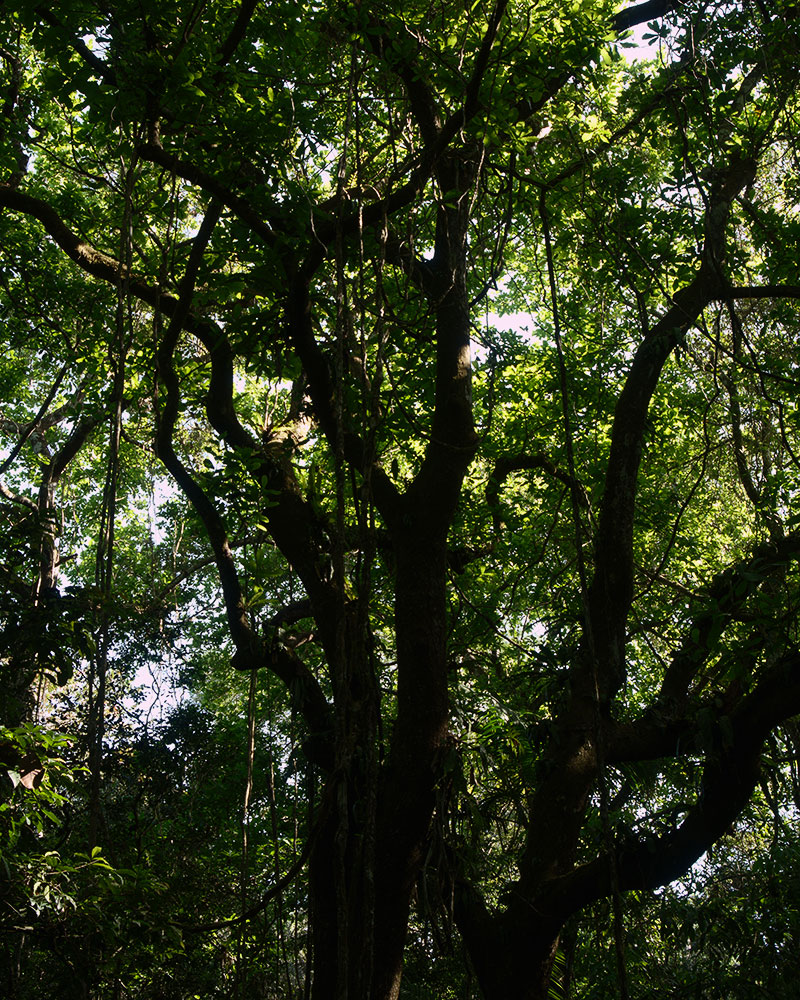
<box><xmin>216</xmin><ymin>0</ymin><xmax>260</xmax><ymax>67</ymax></box>
<box><xmin>614</xmin><ymin>0</ymin><xmax>679</xmax><ymax>32</ymax></box>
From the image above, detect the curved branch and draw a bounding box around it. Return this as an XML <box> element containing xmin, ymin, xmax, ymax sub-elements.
<box><xmin>153</xmin><ymin>217</ymin><xmax>335</xmax><ymax>764</ymax></box>
<box><xmin>658</xmin><ymin>533</ymin><xmax>800</xmax><ymax>706</ymax></box>
<box><xmin>446</xmin><ymin>0</ymin><xmax>509</xmax><ymax>133</ymax></box>
<box><xmin>539</xmin><ymin>649</ymin><xmax>800</xmax><ymax>923</ymax></box>
<box><xmin>606</xmin><ymin>535</ymin><xmax>800</xmax><ymax>763</ymax></box>
<box><xmin>363</xmin><ymin>15</ymin><xmax>441</xmax><ymax>146</ymax></box>
<box><xmin>585</xmin><ymin>152</ymin><xmax>757</xmax><ymax>699</ymax></box>
<box><xmin>137</xmin><ymin>142</ymin><xmax>275</xmax><ymax>243</ymax></box>
<box><xmin>35</xmin><ymin>9</ymin><xmax>117</xmax><ymax>85</ymax></box>
<box><xmin>260</xmin><ymin>643</ymin><xmax>333</xmax><ymax>771</ymax></box>
<box><xmin>0</xmin><ymin>184</ymin><xmax>138</xmax><ymax>290</ymax></box>
<box><xmin>0</xmin><ymin>181</ymin><xmax>335</xmax><ymax>746</ymax></box>
<box><xmin>154</xmin><ymin>201</ymin><xmax>262</xmax><ymax>663</ymax></box>
<box><xmin>311</xmin><ymin>1</ymin><xmax>508</xmax><ymax>255</ymax></box>
<box><xmin>487</xmin><ymin>451</ymin><xmax>591</xmax><ymax>518</ymax></box>
<box><xmin>283</xmin><ymin>270</ymin><xmax>402</xmax><ymax>527</ymax></box>
<box><xmin>0</xmin><ymin>480</ymin><xmax>36</xmax><ymax>510</ymax></box>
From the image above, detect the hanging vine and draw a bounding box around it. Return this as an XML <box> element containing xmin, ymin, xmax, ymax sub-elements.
<box><xmin>87</xmin><ymin>136</ymin><xmax>140</xmax><ymax>850</ymax></box>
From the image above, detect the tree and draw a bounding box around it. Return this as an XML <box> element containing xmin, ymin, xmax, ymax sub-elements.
<box><xmin>1</xmin><ymin>0</ymin><xmax>800</xmax><ymax>997</ymax></box>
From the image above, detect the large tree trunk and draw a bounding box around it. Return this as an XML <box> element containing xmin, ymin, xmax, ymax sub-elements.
<box><xmin>309</xmin><ymin>595</ymin><xmax>381</xmax><ymax>1000</ymax></box>
<box><xmin>309</xmin><ymin>535</ymin><xmax>452</xmax><ymax>1000</ymax></box>
<box><xmin>456</xmin><ymin>880</ymin><xmax>564</xmax><ymax>1000</ymax></box>
<box><xmin>306</xmin><ymin>156</ymin><xmax>477</xmax><ymax>998</ymax></box>
<box><xmin>371</xmin><ymin>535</ymin><xmax>451</xmax><ymax>999</ymax></box>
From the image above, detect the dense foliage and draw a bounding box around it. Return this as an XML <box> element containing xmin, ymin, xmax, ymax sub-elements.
<box><xmin>2</xmin><ymin>0</ymin><xmax>800</xmax><ymax>997</ymax></box>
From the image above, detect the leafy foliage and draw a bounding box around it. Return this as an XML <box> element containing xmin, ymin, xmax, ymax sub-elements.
<box><xmin>1</xmin><ymin>0</ymin><xmax>800</xmax><ymax>998</ymax></box>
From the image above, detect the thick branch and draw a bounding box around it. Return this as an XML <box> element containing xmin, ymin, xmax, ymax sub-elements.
<box><xmin>0</xmin><ymin>182</ymin><xmax>334</xmax><ymax>747</ymax></box>
<box><xmin>154</xmin><ymin>202</ymin><xmax>262</xmax><ymax>662</ymax></box>
<box><xmin>35</xmin><ymin>413</ymin><xmax>102</xmax><ymax>597</ymax></box>
<box><xmin>364</xmin><ymin>16</ymin><xmax>441</xmax><ymax>145</ymax></box>
<box><xmin>658</xmin><ymin>533</ymin><xmax>800</xmax><ymax>706</ymax></box>
<box><xmin>283</xmin><ymin>270</ymin><xmax>402</xmax><ymax>527</ymax></box>
<box><xmin>447</xmin><ymin>0</ymin><xmax>509</xmax><ymax>132</ymax></box>
<box><xmin>613</xmin><ymin>0</ymin><xmax>679</xmax><ymax>32</ymax></box>
<box><xmin>45</xmin><ymin>413</ymin><xmax>103</xmax><ymax>485</ymax></box>
<box><xmin>311</xmin><ymin>1</ymin><xmax>508</xmax><ymax>256</ymax></box>
<box><xmin>0</xmin><ymin>185</ymin><xmax>140</xmax><ymax>291</ymax></box>
<box><xmin>487</xmin><ymin>452</ymin><xmax>590</xmax><ymax>515</ymax></box>
<box><xmin>405</xmin><ymin>181</ymin><xmax>480</xmax><ymax>528</ymax></box>
<box><xmin>538</xmin><ymin>650</ymin><xmax>800</xmax><ymax>923</ymax></box>
<box><xmin>585</xmin><ymin>153</ymin><xmax>757</xmax><ymax>700</ymax></box>
<box><xmin>216</xmin><ymin>0</ymin><xmax>259</xmax><ymax>67</ymax></box>
<box><xmin>605</xmin><ymin>712</ymin><xmax>693</xmax><ymax>764</ymax></box>
<box><xmin>726</xmin><ymin>284</ymin><xmax>800</xmax><ymax>300</ymax></box>
<box><xmin>137</xmin><ymin>142</ymin><xmax>275</xmax><ymax>243</ymax></box>
<box><xmin>0</xmin><ymin>481</ymin><xmax>36</xmax><ymax>510</ymax></box>
<box><xmin>384</xmin><ymin>229</ymin><xmax>438</xmax><ymax>296</ymax></box>
<box><xmin>263</xmin><ymin>643</ymin><xmax>334</xmax><ymax>771</ymax></box>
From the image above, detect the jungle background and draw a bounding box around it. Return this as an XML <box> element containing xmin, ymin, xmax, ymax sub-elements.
<box><xmin>2</xmin><ymin>0</ymin><xmax>800</xmax><ymax>997</ymax></box>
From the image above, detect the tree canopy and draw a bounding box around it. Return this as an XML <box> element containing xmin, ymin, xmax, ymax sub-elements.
<box><xmin>2</xmin><ymin>0</ymin><xmax>800</xmax><ymax>997</ymax></box>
